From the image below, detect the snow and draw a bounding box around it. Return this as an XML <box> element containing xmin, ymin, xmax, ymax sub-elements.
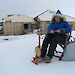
<box><xmin>0</xmin><ymin>32</ymin><xmax>75</xmax><ymax>75</ymax></box>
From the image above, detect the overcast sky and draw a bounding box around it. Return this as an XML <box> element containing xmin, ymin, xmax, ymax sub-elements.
<box><xmin>0</xmin><ymin>0</ymin><xmax>75</xmax><ymax>21</ymax></box>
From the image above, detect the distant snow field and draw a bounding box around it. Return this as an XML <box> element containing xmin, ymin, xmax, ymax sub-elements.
<box><xmin>0</xmin><ymin>31</ymin><xmax>75</xmax><ymax>75</ymax></box>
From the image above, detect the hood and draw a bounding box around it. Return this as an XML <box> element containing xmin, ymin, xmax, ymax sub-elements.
<box><xmin>51</xmin><ymin>10</ymin><xmax>66</xmax><ymax>21</ymax></box>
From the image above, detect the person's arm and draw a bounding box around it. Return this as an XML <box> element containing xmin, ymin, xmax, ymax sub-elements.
<box><xmin>60</xmin><ymin>21</ymin><xmax>72</xmax><ymax>34</ymax></box>
<box><xmin>47</xmin><ymin>22</ymin><xmax>54</xmax><ymax>33</ymax></box>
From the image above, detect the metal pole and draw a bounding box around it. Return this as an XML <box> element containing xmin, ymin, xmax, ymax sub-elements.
<box><xmin>39</xmin><ymin>35</ymin><xmax>40</xmax><ymax>48</ymax></box>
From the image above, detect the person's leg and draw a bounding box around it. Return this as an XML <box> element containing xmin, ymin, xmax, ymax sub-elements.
<box><xmin>41</xmin><ymin>33</ymin><xmax>54</xmax><ymax>58</ymax></box>
<box><xmin>47</xmin><ymin>40</ymin><xmax>57</xmax><ymax>58</ymax></box>
<box><xmin>47</xmin><ymin>34</ymin><xmax>66</xmax><ymax>58</ymax></box>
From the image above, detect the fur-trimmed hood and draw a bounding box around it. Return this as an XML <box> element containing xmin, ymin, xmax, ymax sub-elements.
<box><xmin>51</xmin><ymin>10</ymin><xmax>66</xmax><ymax>21</ymax></box>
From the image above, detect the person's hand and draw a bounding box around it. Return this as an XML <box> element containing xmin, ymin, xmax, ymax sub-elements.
<box><xmin>57</xmin><ymin>29</ymin><xmax>61</xmax><ymax>33</ymax></box>
<box><xmin>50</xmin><ymin>30</ymin><xmax>54</xmax><ymax>34</ymax></box>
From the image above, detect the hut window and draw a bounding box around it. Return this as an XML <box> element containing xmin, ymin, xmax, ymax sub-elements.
<box><xmin>24</xmin><ymin>24</ymin><xmax>28</xmax><ymax>29</ymax></box>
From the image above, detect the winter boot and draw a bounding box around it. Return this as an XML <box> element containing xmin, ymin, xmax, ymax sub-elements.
<box><xmin>43</xmin><ymin>56</ymin><xmax>51</xmax><ymax>61</ymax></box>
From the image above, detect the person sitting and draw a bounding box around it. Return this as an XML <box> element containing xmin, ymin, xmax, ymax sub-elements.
<box><xmin>40</xmin><ymin>10</ymin><xmax>72</xmax><ymax>61</ymax></box>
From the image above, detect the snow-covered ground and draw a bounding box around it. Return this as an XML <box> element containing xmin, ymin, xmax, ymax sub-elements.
<box><xmin>0</xmin><ymin>31</ymin><xmax>75</xmax><ymax>75</ymax></box>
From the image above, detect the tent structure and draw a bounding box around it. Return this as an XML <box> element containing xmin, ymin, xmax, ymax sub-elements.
<box><xmin>62</xmin><ymin>42</ymin><xmax>75</xmax><ymax>61</ymax></box>
<box><xmin>2</xmin><ymin>15</ymin><xmax>36</xmax><ymax>35</ymax></box>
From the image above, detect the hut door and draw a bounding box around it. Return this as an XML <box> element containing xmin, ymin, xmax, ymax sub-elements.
<box><xmin>24</xmin><ymin>24</ymin><xmax>28</xmax><ymax>30</ymax></box>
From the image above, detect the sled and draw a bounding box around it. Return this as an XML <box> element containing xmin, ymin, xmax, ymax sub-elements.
<box><xmin>35</xmin><ymin>29</ymin><xmax>73</xmax><ymax>60</ymax></box>
<box><xmin>32</xmin><ymin>57</ymin><xmax>51</xmax><ymax>65</ymax></box>
<box><xmin>32</xmin><ymin>24</ymin><xmax>74</xmax><ymax>65</ymax></box>
<box><xmin>32</xmin><ymin>45</ymin><xmax>51</xmax><ymax>65</ymax></box>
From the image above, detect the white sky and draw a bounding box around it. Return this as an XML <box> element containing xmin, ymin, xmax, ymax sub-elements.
<box><xmin>0</xmin><ymin>0</ymin><xmax>75</xmax><ymax>21</ymax></box>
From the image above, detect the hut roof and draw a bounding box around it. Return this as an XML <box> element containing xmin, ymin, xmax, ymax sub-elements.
<box><xmin>35</xmin><ymin>10</ymin><xmax>75</xmax><ymax>22</ymax></box>
<box><xmin>3</xmin><ymin>15</ymin><xmax>36</xmax><ymax>23</ymax></box>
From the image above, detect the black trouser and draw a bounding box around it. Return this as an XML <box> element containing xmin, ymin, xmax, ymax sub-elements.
<box><xmin>41</xmin><ymin>33</ymin><xmax>66</xmax><ymax>58</ymax></box>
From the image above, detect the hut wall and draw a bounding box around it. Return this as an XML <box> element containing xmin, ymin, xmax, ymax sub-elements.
<box><xmin>40</xmin><ymin>21</ymin><xmax>50</xmax><ymax>32</ymax></box>
<box><xmin>3</xmin><ymin>22</ymin><xmax>24</xmax><ymax>35</ymax></box>
<box><xmin>69</xmin><ymin>22</ymin><xmax>75</xmax><ymax>30</ymax></box>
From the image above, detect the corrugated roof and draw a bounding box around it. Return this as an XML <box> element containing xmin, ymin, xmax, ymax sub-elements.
<box><xmin>3</xmin><ymin>15</ymin><xmax>36</xmax><ymax>23</ymax></box>
<box><xmin>36</xmin><ymin>10</ymin><xmax>75</xmax><ymax>22</ymax></box>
